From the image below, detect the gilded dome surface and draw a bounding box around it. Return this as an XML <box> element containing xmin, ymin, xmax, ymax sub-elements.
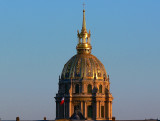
<box><xmin>61</xmin><ymin>54</ymin><xmax>107</xmax><ymax>80</ymax></box>
<box><xmin>61</xmin><ymin>9</ymin><xmax>107</xmax><ymax>81</ymax></box>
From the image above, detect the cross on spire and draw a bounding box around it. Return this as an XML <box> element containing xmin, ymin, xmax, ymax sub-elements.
<box><xmin>83</xmin><ymin>3</ymin><xmax>85</xmax><ymax>10</ymax></box>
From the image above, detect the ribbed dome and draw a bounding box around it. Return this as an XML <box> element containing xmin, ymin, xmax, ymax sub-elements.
<box><xmin>61</xmin><ymin>54</ymin><xmax>107</xmax><ymax>80</ymax></box>
<box><xmin>60</xmin><ymin>9</ymin><xmax>108</xmax><ymax>81</ymax></box>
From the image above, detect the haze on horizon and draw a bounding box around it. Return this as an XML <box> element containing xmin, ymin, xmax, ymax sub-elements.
<box><xmin>0</xmin><ymin>0</ymin><xmax>160</xmax><ymax>120</ymax></box>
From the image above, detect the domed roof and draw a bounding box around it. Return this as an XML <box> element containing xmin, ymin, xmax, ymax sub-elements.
<box><xmin>61</xmin><ymin>54</ymin><xmax>107</xmax><ymax>80</ymax></box>
<box><xmin>60</xmin><ymin>9</ymin><xmax>107</xmax><ymax>81</ymax></box>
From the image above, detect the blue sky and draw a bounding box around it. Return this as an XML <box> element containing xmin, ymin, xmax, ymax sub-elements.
<box><xmin>0</xmin><ymin>0</ymin><xmax>160</xmax><ymax>120</ymax></box>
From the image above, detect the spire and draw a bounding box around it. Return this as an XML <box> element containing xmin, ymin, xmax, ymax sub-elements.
<box><xmin>82</xmin><ymin>9</ymin><xmax>87</xmax><ymax>33</ymax></box>
<box><xmin>76</xmin><ymin>8</ymin><xmax>92</xmax><ymax>54</ymax></box>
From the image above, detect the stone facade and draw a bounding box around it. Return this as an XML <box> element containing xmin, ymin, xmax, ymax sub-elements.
<box><xmin>55</xmin><ymin>9</ymin><xmax>113</xmax><ymax>120</ymax></box>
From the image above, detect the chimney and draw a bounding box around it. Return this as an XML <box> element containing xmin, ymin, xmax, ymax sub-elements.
<box><xmin>16</xmin><ymin>117</ymin><xmax>20</xmax><ymax>121</ymax></box>
<box><xmin>112</xmin><ymin>117</ymin><xmax>116</xmax><ymax>121</ymax></box>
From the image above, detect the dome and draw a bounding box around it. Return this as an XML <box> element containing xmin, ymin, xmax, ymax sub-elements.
<box><xmin>61</xmin><ymin>54</ymin><xmax>107</xmax><ymax>80</ymax></box>
<box><xmin>60</xmin><ymin>9</ymin><xmax>107</xmax><ymax>81</ymax></box>
<box><xmin>55</xmin><ymin>9</ymin><xmax>113</xmax><ymax>121</ymax></box>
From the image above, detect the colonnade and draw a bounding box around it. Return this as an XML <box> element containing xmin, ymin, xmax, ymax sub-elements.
<box><xmin>56</xmin><ymin>100</ymin><xmax>112</xmax><ymax>120</ymax></box>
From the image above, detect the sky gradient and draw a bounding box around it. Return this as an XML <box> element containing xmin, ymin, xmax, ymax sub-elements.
<box><xmin>0</xmin><ymin>0</ymin><xmax>160</xmax><ymax>120</ymax></box>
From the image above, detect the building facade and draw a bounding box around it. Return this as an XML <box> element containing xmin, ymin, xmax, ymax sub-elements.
<box><xmin>55</xmin><ymin>9</ymin><xmax>113</xmax><ymax>120</ymax></box>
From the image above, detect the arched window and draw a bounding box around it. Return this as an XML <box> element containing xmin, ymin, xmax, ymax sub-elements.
<box><xmin>99</xmin><ymin>85</ymin><xmax>102</xmax><ymax>93</ymax></box>
<box><xmin>87</xmin><ymin>84</ymin><xmax>92</xmax><ymax>94</ymax></box>
<box><xmin>87</xmin><ymin>105</ymin><xmax>93</xmax><ymax>118</ymax></box>
<box><xmin>75</xmin><ymin>84</ymin><xmax>79</xmax><ymax>94</ymax></box>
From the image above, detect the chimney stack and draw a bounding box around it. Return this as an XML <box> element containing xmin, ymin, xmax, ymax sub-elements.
<box><xmin>16</xmin><ymin>117</ymin><xmax>20</xmax><ymax>121</ymax></box>
<box><xmin>112</xmin><ymin>117</ymin><xmax>116</xmax><ymax>121</ymax></box>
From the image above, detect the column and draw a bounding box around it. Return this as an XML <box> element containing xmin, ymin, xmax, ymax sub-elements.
<box><xmin>105</xmin><ymin>101</ymin><xmax>108</xmax><ymax>119</ymax></box>
<box><xmin>84</xmin><ymin>101</ymin><xmax>87</xmax><ymax>118</ymax></box>
<box><xmin>81</xmin><ymin>101</ymin><xmax>83</xmax><ymax>115</ymax></box>
<box><xmin>56</xmin><ymin>102</ymin><xmax>58</xmax><ymax>119</ymax></box>
<box><xmin>107</xmin><ymin>101</ymin><xmax>110</xmax><ymax>119</ymax></box>
<box><xmin>96</xmin><ymin>101</ymin><xmax>99</xmax><ymax>119</ymax></box>
<box><xmin>59</xmin><ymin>102</ymin><xmax>62</xmax><ymax>118</ymax></box>
<box><xmin>58</xmin><ymin>103</ymin><xmax>60</xmax><ymax>118</ymax></box>
<box><xmin>99</xmin><ymin>101</ymin><xmax>101</xmax><ymax>118</ymax></box>
<box><xmin>110</xmin><ymin>102</ymin><xmax>112</xmax><ymax>119</ymax></box>
<box><xmin>65</xmin><ymin>101</ymin><xmax>68</xmax><ymax>118</ymax></box>
<box><xmin>69</xmin><ymin>101</ymin><xmax>72</xmax><ymax>117</ymax></box>
<box><xmin>104</xmin><ymin>101</ymin><xmax>106</xmax><ymax>119</ymax></box>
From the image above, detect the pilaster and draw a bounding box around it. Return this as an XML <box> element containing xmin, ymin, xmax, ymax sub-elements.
<box><xmin>96</xmin><ymin>101</ymin><xmax>99</xmax><ymax>119</ymax></box>
<box><xmin>84</xmin><ymin>101</ymin><xmax>87</xmax><ymax>118</ymax></box>
<box><xmin>81</xmin><ymin>101</ymin><xmax>83</xmax><ymax>115</ymax></box>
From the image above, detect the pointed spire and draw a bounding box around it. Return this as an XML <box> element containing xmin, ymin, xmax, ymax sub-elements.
<box><xmin>81</xmin><ymin>9</ymin><xmax>88</xmax><ymax>43</ymax></box>
<box><xmin>82</xmin><ymin>9</ymin><xmax>87</xmax><ymax>33</ymax></box>
<box><xmin>76</xmin><ymin>8</ymin><xmax>92</xmax><ymax>54</ymax></box>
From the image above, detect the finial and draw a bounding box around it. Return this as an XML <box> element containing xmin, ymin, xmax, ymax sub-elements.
<box><xmin>76</xmin><ymin>6</ymin><xmax>92</xmax><ymax>54</ymax></box>
<box><xmin>83</xmin><ymin>3</ymin><xmax>85</xmax><ymax>10</ymax></box>
<box><xmin>82</xmin><ymin>6</ymin><xmax>87</xmax><ymax>33</ymax></box>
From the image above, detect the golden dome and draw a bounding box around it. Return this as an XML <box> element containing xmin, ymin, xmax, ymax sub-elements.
<box><xmin>60</xmin><ymin>9</ymin><xmax>107</xmax><ymax>81</ymax></box>
<box><xmin>61</xmin><ymin>54</ymin><xmax>107</xmax><ymax>80</ymax></box>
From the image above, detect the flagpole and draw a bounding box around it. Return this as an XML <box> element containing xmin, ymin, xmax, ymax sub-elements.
<box><xmin>64</xmin><ymin>96</ymin><xmax>65</xmax><ymax>118</ymax></box>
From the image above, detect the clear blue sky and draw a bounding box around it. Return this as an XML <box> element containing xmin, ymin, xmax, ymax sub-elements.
<box><xmin>0</xmin><ymin>0</ymin><xmax>160</xmax><ymax>120</ymax></box>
